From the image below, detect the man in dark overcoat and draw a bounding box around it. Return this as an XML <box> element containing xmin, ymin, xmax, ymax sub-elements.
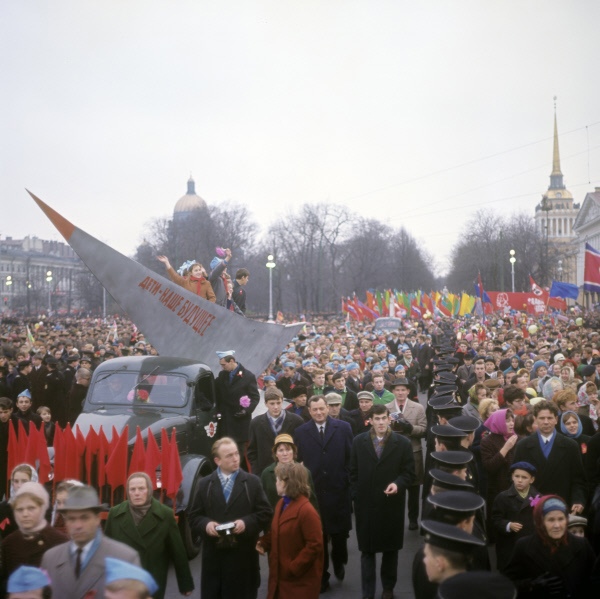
<box><xmin>214</xmin><ymin>351</ymin><xmax>260</xmax><ymax>467</ymax></box>
<box><xmin>294</xmin><ymin>394</ymin><xmax>353</xmax><ymax>592</ymax></box>
<box><xmin>246</xmin><ymin>387</ymin><xmax>303</xmax><ymax>475</ymax></box>
<box><xmin>189</xmin><ymin>437</ymin><xmax>273</xmax><ymax>599</ymax></box>
<box><xmin>351</xmin><ymin>404</ymin><xmax>415</xmax><ymax>599</ymax></box>
<box><xmin>42</xmin><ymin>357</ymin><xmax>67</xmax><ymax>427</ymax></box>
<box><xmin>513</xmin><ymin>400</ymin><xmax>586</xmax><ymax>512</ymax></box>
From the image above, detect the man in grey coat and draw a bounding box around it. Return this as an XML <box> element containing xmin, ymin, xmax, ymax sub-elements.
<box><xmin>41</xmin><ymin>485</ymin><xmax>140</xmax><ymax>599</ymax></box>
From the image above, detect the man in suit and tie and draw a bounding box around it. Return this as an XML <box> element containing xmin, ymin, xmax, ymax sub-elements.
<box><xmin>294</xmin><ymin>394</ymin><xmax>354</xmax><ymax>592</ymax></box>
<box><xmin>41</xmin><ymin>485</ymin><xmax>141</xmax><ymax>599</ymax></box>
<box><xmin>189</xmin><ymin>437</ymin><xmax>273</xmax><ymax>599</ymax></box>
<box><xmin>386</xmin><ymin>378</ymin><xmax>427</xmax><ymax>530</ymax></box>
<box><xmin>247</xmin><ymin>387</ymin><xmax>303</xmax><ymax>476</ymax></box>
<box><xmin>513</xmin><ymin>400</ymin><xmax>586</xmax><ymax>514</ymax></box>
<box><xmin>350</xmin><ymin>404</ymin><xmax>415</xmax><ymax>599</ymax></box>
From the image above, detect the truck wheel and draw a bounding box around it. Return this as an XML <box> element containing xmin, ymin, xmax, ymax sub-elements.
<box><xmin>178</xmin><ymin>510</ymin><xmax>201</xmax><ymax>559</ymax></box>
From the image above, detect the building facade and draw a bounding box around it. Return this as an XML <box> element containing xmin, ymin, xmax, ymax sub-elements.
<box><xmin>0</xmin><ymin>235</ymin><xmax>86</xmax><ymax>315</ymax></box>
<box><xmin>573</xmin><ymin>187</ymin><xmax>600</xmax><ymax>307</ymax></box>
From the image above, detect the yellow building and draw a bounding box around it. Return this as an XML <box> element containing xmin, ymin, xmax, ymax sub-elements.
<box><xmin>534</xmin><ymin>105</ymin><xmax>580</xmax><ymax>285</ymax></box>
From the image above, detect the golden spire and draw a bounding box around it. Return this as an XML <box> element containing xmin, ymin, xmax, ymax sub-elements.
<box><xmin>551</xmin><ymin>96</ymin><xmax>562</xmax><ymax>176</ymax></box>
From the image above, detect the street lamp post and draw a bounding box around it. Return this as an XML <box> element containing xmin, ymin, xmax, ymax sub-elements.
<box><xmin>46</xmin><ymin>270</ymin><xmax>53</xmax><ymax>314</ymax></box>
<box><xmin>4</xmin><ymin>276</ymin><xmax>11</xmax><ymax>311</ymax></box>
<box><xmin>266</xmin><ymin>254</ymin><xmax>276</xmax><ymax>323</ymax></box>
<box><xmin>557</xmin><ymin>260</ymin><xmax>563</xmax><ymax>282</ymax></box>
<box><xmin>509</xmin><ymin>250</ymin><xmax>516</xmax><ymax>293</ymax></box>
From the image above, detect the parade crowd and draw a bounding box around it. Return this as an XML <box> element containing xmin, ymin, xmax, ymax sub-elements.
<box><xmin>3</xmin><ymin>305</ymin><xmax>600</xmax><ymax>598</ymax></box>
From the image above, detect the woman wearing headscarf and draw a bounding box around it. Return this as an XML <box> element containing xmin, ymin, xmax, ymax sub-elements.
<box><xmin>104</xmin><ymin>472</ymin><xmax>194</xmax><ymax>599</ymax></box>
<box><xmin>256</xmin><ymin>462</ymin><xmax>323</xmax><ymax>599</ymax></box>
<box><xmin>560</xmin><ymin>411</ymin><xmax>594</xmax><ymax>487</ymax></box>
<box><xmin>0</xmin><ymin>463</ymin><xmax>38</xmax><ymax>540</ymax></box>
<box><xmin>480</xmin><ymin>409</ymin><xmax>518</xmax><ymax>534</ymax></box>
<box><xmin>504</xmin><ymin>495</ymin><xmax>596</xmax><ymax>598</ymax></box>
<box><xmin>529</xmin><ymin>361</ymin><xmax>549</xmax><ymax>395</ymax></box>
<box><xmin>1</xmin><ymin>481</ymin><xmax>67</xmax><ymax>577</ymax></box>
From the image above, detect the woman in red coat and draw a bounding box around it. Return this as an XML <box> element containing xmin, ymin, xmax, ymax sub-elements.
<box><xmin>257</xmin><ymin>462</ymin><xmax>323</xmax><ymax>599</ymax></box>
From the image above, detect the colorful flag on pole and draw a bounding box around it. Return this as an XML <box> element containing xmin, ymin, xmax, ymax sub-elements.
<box><xmin>584</xmin><ymin>243</ymin><xmax>600</xmax><ymax>293</ymax></box>
<box><xmin>549</xmin><ymin>280</ymin><xmax>579</xmax><ymax>299</ymax></box>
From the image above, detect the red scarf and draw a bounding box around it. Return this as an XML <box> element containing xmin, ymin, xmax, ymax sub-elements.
<box><xmin>189</xmin><ymin>275</ymin><xmax>206</xmax><ymax>296</ymax></box>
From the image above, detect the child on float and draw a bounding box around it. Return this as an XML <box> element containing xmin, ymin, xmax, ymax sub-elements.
<box><xmin>157</xmin><ymin>255</ymin><xmax>216</xmax><ymax>302</ymax></box>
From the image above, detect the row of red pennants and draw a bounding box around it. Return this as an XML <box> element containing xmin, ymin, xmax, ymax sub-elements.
<box><xmin>7</xmin><ymin>420</ymin><xmax>183</xmax><ymax>504</ymax></box>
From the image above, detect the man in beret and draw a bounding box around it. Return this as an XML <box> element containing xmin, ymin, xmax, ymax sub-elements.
<box><xmin>104</xmin><ymin>557</ymin><xmax>159</xmax><ymax>599</ymax></box>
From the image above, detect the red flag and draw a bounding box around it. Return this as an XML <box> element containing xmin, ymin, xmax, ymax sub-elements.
<box><xmin>52</xmin><ymin>426</ymin><xmax>65</xmax><ymax>484</ymax></box>
<box><xmin>75</xmin><ymin>425</ymin><xmax>86</xmax><ymax>456</ymax></box>
<box><xmin>144</xmin><ymin>431</ymin><xmax>162</xmax><ymax>487</ymax></box>
<box><xmin>24</xmin><ymin>423</ymin><xmax>40</xmax><ymax>466</ymax></box>
<box><xmin>165</xmin><ymin>428</ymin><xmax>183</xmax><ymax>501</ymax></box>
<box><xmin>109</xmin><ymin>426</ymin><xmax>120</xmax><ymax>453</ymax></box>
<box><xmin>128</xmin><ymin>427</ymin><xmax>146</xmax><ymax>476</ymax></box>
<box><xmin>36</xmin><ymin>425</ymin><xmax>52</xmax><ymax>483</ymax></box>
<box><xmin>63</xmin><ymin>424</ymin><xmax>80</xmax><ymax>480</ymax></box>
<box><xmin>529</xmin><ymin>275</ymin><xmax>548</xmax><ymax>300</ymax></box>
<box><xmin>422</xmin><ymin>294</ymin><xmax>434</xmax><ymax>314</ymax></box>
<box><xmin>584</xmin><ymin>243</ymin><xmax>600</xmax><ymax>293</ymax></box>
<box><xmin>106</xmin><ymin>425</ymin><xmax>129</xmax><ymax>491</ymax></box>
<box><xmin>17</xmin><ymin>420</ymin><xmax>29</xmax><ymax>464</ymax></box>
<box><xmin>160</xmin><ymin>428</ymin><xmax>171</xmax><ymax>490</ymax></box>
<box><xmin>97</xmin><ymin>427</ymin><xmax>110</xmax><ymax>488</ymax></box>
<box><xmin>7</xmin><ymin>421</ymin><xmax>19</xmax><ymax>485</ymax></box>
<box><xmin>85</xmin><ymin>427</ymin><xmax>100</xmax><ymax>485</ymax></box>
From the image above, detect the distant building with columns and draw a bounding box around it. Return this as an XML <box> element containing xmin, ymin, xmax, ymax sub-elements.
<box><xmin>0</xmin><ymin>235</ymin><xmax>85</xmax><ymax>314</ymax></box>
<box><xmin>534</xmin><ymin>107</ymin><xmax>580</xmax><ymax>286</ymax></box>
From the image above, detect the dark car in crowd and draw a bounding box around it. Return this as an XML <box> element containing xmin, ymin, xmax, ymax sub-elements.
<box><xmin>75</xmin><ymin>355</ymin><xmax>220</xmax><ymax>557</ymax></box>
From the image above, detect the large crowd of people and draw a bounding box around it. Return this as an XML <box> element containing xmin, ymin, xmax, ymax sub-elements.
<box><xmin>3</xmin><ymin>307</ymin><xmax>600</xmax><ymax>597</ymax></box>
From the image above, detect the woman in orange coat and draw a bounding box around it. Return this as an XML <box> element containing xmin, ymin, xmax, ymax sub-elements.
<box><xmin>257</xmin><ymin>462</ymin><xmax>323</xmax><ymax>599</ymax></box>
<box><xmin>157</xmin><ymin>255</ymin><xmax>216</xmax><ymax>302</ymax></box>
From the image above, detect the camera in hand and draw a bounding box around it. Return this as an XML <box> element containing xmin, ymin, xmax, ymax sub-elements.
<box><xmin>390</xmin><ymin>412</ymin><xmax>413</xmax><ymax>435</ymax></box>
<box><xmin>215</xmin><ymin>522</ymin><xmax>237</xmax><ymax>548</ymax></box>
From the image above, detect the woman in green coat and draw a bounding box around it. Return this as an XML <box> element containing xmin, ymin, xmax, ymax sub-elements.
<box><xmin>105</xmin><ymin>472</ymin><xmax>194</xmax><ymax>599</ymax></box>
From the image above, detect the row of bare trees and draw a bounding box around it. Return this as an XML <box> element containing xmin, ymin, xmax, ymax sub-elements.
<box><xmin>445</xmin><ymin>210</ymin><xmax>566</xmax><ymax>292</ymax></box>
<box><xmin>132</xmin><ymin>203</ymin><xmax>437</xmax><ymax>315</ymax></box>
<box><xmin>76</xmin><ymin>204</ymin><xmax>563</xmax><ymax>317</ymax></box>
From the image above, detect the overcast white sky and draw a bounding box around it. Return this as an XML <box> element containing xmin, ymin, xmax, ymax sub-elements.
<box><xmin>2</xmin><ymin>1</ymin><xmax>599</xmax><ymax>275</ymax></box>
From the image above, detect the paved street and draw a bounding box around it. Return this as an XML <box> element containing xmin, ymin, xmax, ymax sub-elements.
<box><xmin>165</xmin><ymin>512</ymin><xmax>423</xmax><ymax>598</ymax></box>
<box><xmin>165</xmin><ymin>391</ymin><xmax>429</xmax><ymax>598</ymax></box>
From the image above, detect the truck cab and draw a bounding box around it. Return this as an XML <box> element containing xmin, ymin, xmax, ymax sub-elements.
<box><xmin>76</xmin><ymin>355</ymin><xmax>219</xmax><ymax>556</ymax></box>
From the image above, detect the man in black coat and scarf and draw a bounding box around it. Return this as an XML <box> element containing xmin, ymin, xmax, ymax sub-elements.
<box><xmin>350</xmin><ymin>404</ymin><xmax>415</xmax><ymax>599</ymax></box>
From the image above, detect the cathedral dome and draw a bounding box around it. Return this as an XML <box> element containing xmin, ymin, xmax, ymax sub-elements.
<box><xmin>174</xmin><ymin>177</ymin><xmax>207</xmax><ymax>219</ymax></box>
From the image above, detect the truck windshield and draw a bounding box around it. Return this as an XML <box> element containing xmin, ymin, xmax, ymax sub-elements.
<box><xmin>90</xmin><ymin>371</ymin><xmax>189</xmax><ymax>407</ymax></box>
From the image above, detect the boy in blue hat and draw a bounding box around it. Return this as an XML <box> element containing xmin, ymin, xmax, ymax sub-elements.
<box><xmin>104</xmin><ymin>557</ymin><xmax>159</xmax><ymax>599</ymax></box>
<box><xmin>7</xmin><ymin>565</ymin><xmax>51</xmax><ymax>598</ymax></box>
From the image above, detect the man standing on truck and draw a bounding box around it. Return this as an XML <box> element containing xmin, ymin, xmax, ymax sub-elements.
<box><xmin>215</xmin><ymin>350</ymin><xmax>260</xmax><ymax>471</ymax></box>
